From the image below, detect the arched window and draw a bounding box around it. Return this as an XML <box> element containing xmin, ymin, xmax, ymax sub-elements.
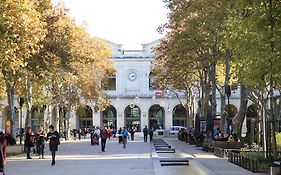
<box><xmin>102</xmin><ymin>105</ymin><xmax>117</xmax><ymax>129</ymax></box>
<box><xmin>149</xmin><ymin>104</ymin><xmax>165</xmax><ymax>130</ymax></box>
<box><xmin>172</xmin><ymin>104</ymin><xmax>187</xmax><ymax>127</ymax></box>
<box><xmin>124</xmin><ymin>105</ymin><xmax>141</xmax><ymax>131</ymax></box>
<box><xmin>76</xmin><ymin>105</ymin><xmax>93</xmax><ymax>129</ymax></box>
<box><xmin>149</xmin><ymin>72</ymin><xmax>156</xmax><ymax>90</ymax></box>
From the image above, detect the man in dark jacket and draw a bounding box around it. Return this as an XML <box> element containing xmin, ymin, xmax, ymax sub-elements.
<box><xmin>142</xmin><ymin>126</ymin><xmax>148</xmax><ymax>142</ymax></box>
<box><xmin>100</xmin><ymin>127</ymin><xmax>107</xmax><ymax>152</ymax></box>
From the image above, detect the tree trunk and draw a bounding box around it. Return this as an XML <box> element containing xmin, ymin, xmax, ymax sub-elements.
<box><xmin>210</xmin><ymin>61</ymin><xmax>217</xmax><ymax>135</ymax></box>
<box><xmin>220</xmin><ymin>92</ymin><xmax>226</xmax><ymax>133</ymax></box>
<box><xmin>232</xmin><ymin>85</ymin><xmax>248</xmax><ymax>137</ymax></box>
<box><xmin>7</xmin><ymin>87</ymin><xmax>16</xmax><ymax>137</ymax></box>
<box><xmin>221</xmin><ymin>49</ymin><xmax>231</xmax><ymax>133</ymax></box>
<box><xmin>24</xmin><ymin>76</ymin><xmax>32</xmax><ymax>129</ymax></box>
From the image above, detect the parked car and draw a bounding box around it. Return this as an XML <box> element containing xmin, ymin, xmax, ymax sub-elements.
<box><xmin>169</xmin><ymin>126</ymin><xmax>187</xmax><ymax>135</ymax></box>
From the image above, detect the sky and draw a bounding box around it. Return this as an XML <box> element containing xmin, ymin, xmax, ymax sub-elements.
<box><xmin>53</xmin><ymin>0</ymin><xmax>169</xmax><ymax>49</ymax></box>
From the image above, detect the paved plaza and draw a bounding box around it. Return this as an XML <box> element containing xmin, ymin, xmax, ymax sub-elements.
<box><xmin>5</xmin><ymin>136</ymin><xmax>266</xmax><ymax>175</ymax></box>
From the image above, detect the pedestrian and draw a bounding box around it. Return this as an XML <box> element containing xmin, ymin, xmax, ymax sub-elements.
<box><xmin>37</xmin><ymin>126</ymin><xmax>46</xmax><ymax>159</ymax></box>
<box><xmin>121</xmin><ymin>127</ymin><xmax>129</xmax><ymax>149</ymax></box>
<box><xmin>94</xmin><ymin>127</ymin><xmax>100</xmax><ymax>145</ymax></box>
<box><xmin>0</xmin><ymin>131</ymin><xmax>6</xmax><ymax>174</ymax></box>
<box><xmin>118</xmin><ymin>127</ymin><xmax>123</xmax><ymax>143</ymax></box>
<box><xmin>24</xmin><ymin>127</ymin><xmax>34</xmax><ymax>159</ymax></box>
<box><xmin>100</xmin><ymin>127</ymin><xmax>107</xmax><ymax>152</ymax></box>
<box><xmin>107</xmin><ymin>128</ymin><xmax>112</xmax><ymax>140</ymax></box>
<box><xmin>149</xmin><ymin>128</ymin><xmax>154</xmax><ymax>142</ymax></box>
<box><xmin>34</xmin><ymin>130</ymin><xmax>40</xmax><ymax>156</ymax></box>
<box><xmin>90</xmin><ymin>127</ymin><xmax>94</xmax><ymax>145</ymax></box>
<box><xmin>78</xmin><ymin>129</ymin><xmax>81</xmax><ymax>140</ymax></box>
<box><xmin>130</xmin><ymin>126</ymin><xmax>136</xmax><ymax>140</ymax></box>
<box><xmin>47</xmin><ymin>125</ymin><xmax>60</xmax><ymax>165</ymax></box>
<box><xmin>142</xmin><ymin>126</ymin><xmax>148</xmax><ymax>142</ymax></box>
<box><xmin>73</xmin><ymin>129</ymin><xmax>77</xmax><ymax>140</ymax></box>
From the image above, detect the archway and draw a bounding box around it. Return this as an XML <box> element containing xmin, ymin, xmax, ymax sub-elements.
<box><xmin>76</xmin><ymin>105</ymin><xmax>93</xmax><ymax>130</ymax></box>
<box><xmin>148</xmin><ymin>104</ymin><xmax>164</xmax><ymax>130</ymax></box>
<box><xmin>124</xmin><ymin>105</ymin><xmax>141</xmax><ymax>131</ymax></box>
<box><xmin>246</xmin><ymin>104</ymin><xmax>260</xmax><ymax>143</ymax></box>
<box><xmin>31</xmin><ymin>106</ymin><xmax>45</xmax><ymax>131</ymax></box>
<box><xmin>102</xmin><ymin>105</ymin><xmax>117</xmax><ymax>129</ymax></box>
<box><xmin>172</xmin><ymin>104</ymin><xmax>187</xmax><ymax>127</ymax></box>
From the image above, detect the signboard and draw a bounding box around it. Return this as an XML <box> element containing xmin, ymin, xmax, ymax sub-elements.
<box><xmin>155</xmin><ymin>91</ymin><xmax>163</xmax><ymax>97</ymax></box>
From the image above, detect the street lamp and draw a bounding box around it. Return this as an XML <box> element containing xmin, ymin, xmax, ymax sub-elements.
<box><xmin>225</xmin><ymin>85</ymin><xmax>231</xmax><ymax>133</ymax></box>
<box><xmin>19</xmin><ymin>97</ymin><xmax>24</xmax><ymax>145</ymax></box>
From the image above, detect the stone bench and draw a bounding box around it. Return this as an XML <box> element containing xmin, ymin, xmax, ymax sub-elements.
<box><xmin>159</xmin><ymin>158</ymin><xmax>189</xmax><ymax>166</ymax></box>
<box><xmin>154</xmin><ymin>145</ymin><xmax>171</xmax><ymax>148</ymax></box>
<box><xmin>155</xmin><ymin>148</ymin><xmax>175</xmax><ymax>153</ymax></box>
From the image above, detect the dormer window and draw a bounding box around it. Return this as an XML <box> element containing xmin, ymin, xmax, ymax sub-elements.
<box><xmin>101</xmin><ymin>74</ymin><xmax>116</xmax><ymax>90</ymax></box>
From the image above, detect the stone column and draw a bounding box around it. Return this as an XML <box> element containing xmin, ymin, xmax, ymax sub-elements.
<box><xmin>165</xmin><ymin>110</ymin><xmax>172</xmax><ymax>129</ymax></box>
<box><xmin>141</xmin><ymin>112</ymin><xmax>148</xmax><ymax>130</ymax></box>
<box><xmin>117</xmin><ymin>111</ymin><xmax>124</xmax><ymax>129</ymax></box>
<box><xmin>93</xmin><ymin>110</ymin><xmax>101</xmax><ymax>127</ymax></box>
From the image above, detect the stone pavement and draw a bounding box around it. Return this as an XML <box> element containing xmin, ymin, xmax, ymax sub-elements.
<box><xmin>162</xmin><ymin>138</ymin><xmax>267</xmax><ymax>175</ymax></box>
<box><xmin>5</xmin><ymin>135</ymin><xmax>267</xmax><ymax>175</ymax></box>
<box><xmin>6</xmin><ymin>137</ymin><xmax>154</xmax><ymax>175</ymax></box>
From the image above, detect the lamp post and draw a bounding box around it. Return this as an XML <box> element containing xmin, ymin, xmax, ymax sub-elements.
<box><xmin>19</xmin><ymin>97</ymin><xmax>24</xmax><ymax>145</ymax></box>
<box><xmin>225</xmin><ymin>85</ymin><xmax>231</xmax><ymax>133</ymax></box>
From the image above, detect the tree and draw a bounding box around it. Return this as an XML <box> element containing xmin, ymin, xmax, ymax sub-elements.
<box><xmin>155</xmin><ymin>0</ymin><xmax>230</xmax><ymax>134</ymax></box>
<box><xmin>0</xmin><ymin>0</ymin><xmax>46</xmax><ymax>135</ymax></box>
<box><xmin>227</xmin><ymin>0</ymin><xmax>281</xmax><ymax>158</ymax></box>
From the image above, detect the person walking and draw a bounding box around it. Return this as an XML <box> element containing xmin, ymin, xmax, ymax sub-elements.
<box><xmin>24</xmin><ymin>127</ymin><xmax>34</xmax><ymax>159</ymax></box>
<box><xmin>0</xmin><ymin>131</ymin><xmax>6</xmax><ymax>174</ymax></box>
<box><xmin>47</xmin><ymin>125</ymin><xmax>60</xmax><ymax>165</ymax></box>
<box><xmin>107</xmin><ymin>128</ymin><xmax>112</xmax><ymax>140</ymax></box>
<box><xmin>121</xmin><ymin>128</ymin><xmax>129</xmax><ymax>149</ymax></box>
<box><xmin>100</xmin><ymin>127</ymin><xmax>107</xmax><ymax>152</ymax></box>
<box><xmin>94</xmin><ymin>127</ymin><xmax>100</xmax><ymax>145</ymax></box>
<box><xmin>149</xmin><ymin>128</ymin><xmax>154</xmax><ymax>142</ymax></box>
<box><xmin>142</xmin><ymin>126</ymin><xmax>148</xmax><ymax>142</ymax></box>
<box><xmin>37</xmin><ymin>126</ymin><xmax>46</xmax><ymax>159</ymax></box>
<box><xmin>118</xmin><ymin>127</ymin><xmax>123</xmax><ymax>143</ymax></box>
<box><xmin>129</xmin><ymin>126</ymin><xmax>136</xmax><ymax>141</ymax></box>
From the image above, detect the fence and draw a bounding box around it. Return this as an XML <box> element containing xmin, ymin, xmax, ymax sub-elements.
<box><xmin>228</xmin><ymin>152</ymin><xmax>261</xmax><ymax>173</ymax></box>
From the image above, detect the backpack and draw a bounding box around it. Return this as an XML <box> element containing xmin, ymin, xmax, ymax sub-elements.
<box><xmin>101</xmin><ymin>130</ymin><xmax>107</xmax><ymax>139</ymax></box>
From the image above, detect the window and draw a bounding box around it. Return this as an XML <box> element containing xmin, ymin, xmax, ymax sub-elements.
<box><xmin>101</xmin><ymin>74</ymin><xmax>116</xmax><ymax>90</ymax></box>
<box><xmin>149</xmin><ymin>72</ymin><xmax>156</xmax><ymax>90</ymax></box>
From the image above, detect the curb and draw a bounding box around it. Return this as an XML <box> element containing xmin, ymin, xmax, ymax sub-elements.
<box><xmin>189</xmin><ymin>158</ymin><xmax>217</xmax><ymax>175</ymax></box>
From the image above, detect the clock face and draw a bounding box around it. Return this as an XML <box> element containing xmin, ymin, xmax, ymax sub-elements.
<box><xmin>128</xmin><ymin>72</ymin><xmax>137</xmax><ymax>81</ymax></box>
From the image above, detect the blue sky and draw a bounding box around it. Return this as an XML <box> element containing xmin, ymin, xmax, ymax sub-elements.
<box><xmin>53</xmin><ymin>0</ymin><xmax>169</xmax><ymax>49</ymax></box>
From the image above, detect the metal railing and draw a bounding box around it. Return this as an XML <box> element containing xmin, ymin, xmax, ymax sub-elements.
<box><xmin>228</xmin><ymin>152</ymin><xmax>261</xmax><ymax>173</ymax></box>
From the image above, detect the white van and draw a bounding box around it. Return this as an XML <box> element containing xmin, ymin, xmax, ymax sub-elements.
<box><xmin>168</xmin><ymin>126</ymin><xmax>187</xmax><ymax>135</ymax></box>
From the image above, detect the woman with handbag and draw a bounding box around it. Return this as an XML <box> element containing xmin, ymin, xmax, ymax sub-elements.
<box><xmin>47</xmin><ymin>125</ymin><xmax>60</xmax><ymax>165</ymax></box>
<box><xmin>24</xmin><ymin>127</ymin><xmax>34</xmax><ymax>159</ymax></box>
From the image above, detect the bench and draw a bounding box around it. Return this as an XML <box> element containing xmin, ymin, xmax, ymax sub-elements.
<box><xmin>154</xmin><ymin>145</ymin><xmax>171</xmax><ymax>148</ymax></box>
<box><xmin>155</xmin><ymin>148</ymin><xmax>175</xmax><ymax>153</ymax></box>
<box><xmin>159</xmin><ymin>158</ymin><xmax>189</xmax><ymax>166</ymax></box>
<box><xmin>154</xmin><ymin>143</ymin><xmax>169</xmax><ymax>146</ymax></box>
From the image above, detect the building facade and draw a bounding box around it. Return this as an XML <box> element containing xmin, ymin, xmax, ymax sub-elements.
<box><xmin>0</xmin><ymin>39</ymin><xmax>260</xmax><ymax>136</ymax></box>
<box><xmin>69</xmin><ymin>40</ymin><xmax>189</xmax><ymax>131</ymax></box>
